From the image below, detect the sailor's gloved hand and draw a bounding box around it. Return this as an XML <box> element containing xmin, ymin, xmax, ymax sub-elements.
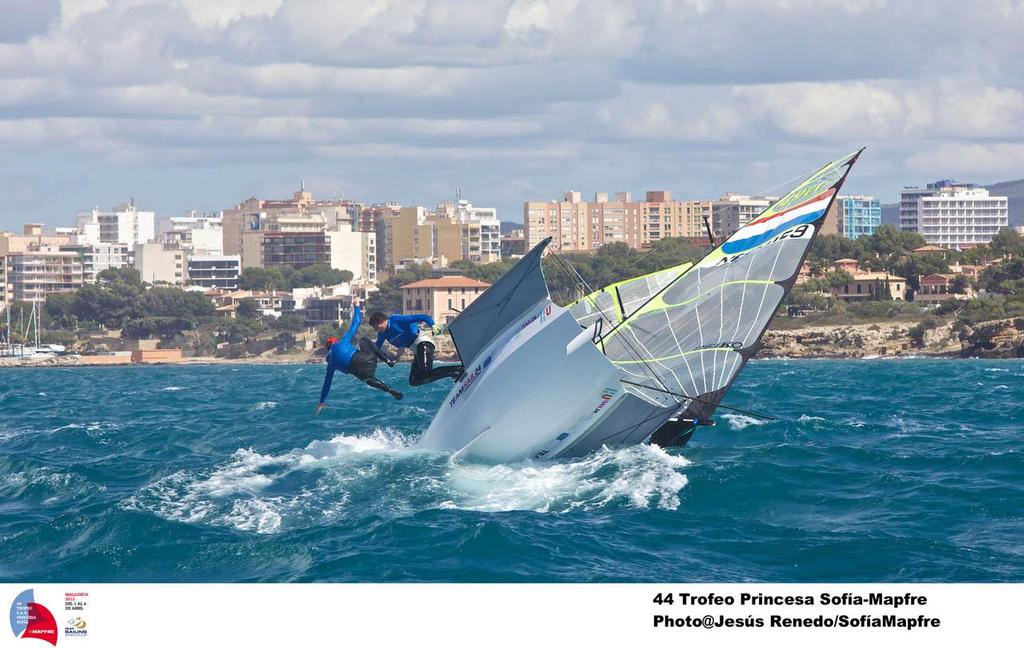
<box><xmin>431</xmin><ymin>324</ymin><xmax>443</xmax><ymax>336</ymax></box>
<box><xmin>386</xmin><ymin>358</ymin><xmax>396</xmax><ymax>367</ymax></box>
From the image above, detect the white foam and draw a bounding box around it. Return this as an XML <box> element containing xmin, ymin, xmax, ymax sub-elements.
<box><xmin>251</xmin><ymin>401</ymin><xmax>278</xmax><ymax>411</ymax></box>
<box><xmin>721</xmin><ymin>413</ymin><xmax>770</xmax><ymax>429</ymax></box>
<box><xmin>161</xmin><ymin>386</ymin><xmax>186</xmax><ymax>392</ymax></box>
<box><xmin>223</xmin><ymin>498</ymin><xmax>283</xmax><ymax>534</ymax></box>
<box><xmin>443</xmin><ymin>444</ymin><xmax>690</xmax><ymax>513</ymax></box>
<box><xmin>300</xmin><ymin>428</ymin><xmax>415</xmax><ymax>460</ymax></box>
<box><xmin>125</xmin><ymin>428</ymin><xmax>692</xmax><ymax>532</ymax></box>
<box><xmin>798</xmin><ymin>414</ymin><xmax>826</xmax><ymax>422</ymax></box>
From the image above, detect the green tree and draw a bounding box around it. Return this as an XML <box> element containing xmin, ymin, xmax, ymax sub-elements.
<box><xmin>268</xmin><ymin>314</ymin><xmax>307</xmax><ymax>332</ymax></box>
<box><xmin>122</xmin><ymin>317</ymin><xmax>194</xmax><ymax>339</ymax></box>
<box><xmin>951</xmin><ymin>274</ymin><xmax>972</xmax><ymax>295</ymax></box>
<box><xmin>294</xmin><ymin>264</ymin><xmax>353</xmax><ymax>288</ymax></box>
<box><xmin>139</xmin><ymin>286</ymin><xmax>215</xmax><ymax>319</ymax></box>
<box><xmin>981</xmin><ymin>258</ymin><xmax>1024</xmax><ymax>292</ymax></box>
<box><xmin>235</xmin><ymin>298</ymin><xmax>260</xmax><ymax>319</ymax></box>
<box><xmin>823</xmin><ymin>269</ymin><xmax>854</xmax><ymax>290</ymax></box>
<box><xmin>238</xmin><ymin>267</ymin><xmax>288</xmax><ymax>291</ymax></box>
<box><xmin>97</xmin><ymin>267</ymin><xmax>142</xmax><ymax>287</ymax></box>
<box><xmin>989</xmin><ymin>228</ymin><xmax>1024</xmax><ymax>258</ymax></box>
<box><xmin>221</xmin><ymin>317</ymin><xmax>266</xmax><ymax>344</ymax></box>
<box><xmin>366</xmin><ymin>263</ymin><xmax>434</xmax><ymax>314</ymax></box>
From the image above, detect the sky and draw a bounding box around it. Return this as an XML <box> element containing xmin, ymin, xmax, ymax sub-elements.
<box><xmin>1</xmin><ymin>0</ymin><xmax>1022</xmax><ymax>230</ymax></box>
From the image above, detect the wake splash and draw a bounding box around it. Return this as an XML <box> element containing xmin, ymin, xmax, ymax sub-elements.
<box><xmin>124</xmin><ymin>429</ymin><xmax>691</xmax><ymax>534</ymax></box>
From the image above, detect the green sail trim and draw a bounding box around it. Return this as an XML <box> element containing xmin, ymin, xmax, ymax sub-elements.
<box><xmin>567</xmin><ymin>261</ymin><xmax>694</xmax><ymax>327</ymax></box>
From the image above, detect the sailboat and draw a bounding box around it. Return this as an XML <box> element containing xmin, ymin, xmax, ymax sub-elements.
<box><xmin>419</xmin><ymin>150</ymin><xmax>863</xmax><ymax>463</ymax></box>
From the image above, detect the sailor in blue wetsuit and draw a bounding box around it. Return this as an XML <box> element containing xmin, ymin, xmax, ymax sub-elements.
<box><xmin>369</xmin><ymin>311</ymin><xmax>463</xmax><ymax>386</ymax></box>
<box><xmin>316</xmin><ymin>298</ymin><xmax>402</xmax><ymax>414</ymax></box>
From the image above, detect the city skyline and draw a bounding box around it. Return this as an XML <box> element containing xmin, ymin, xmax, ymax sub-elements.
<box><xmin>2</xmin><ymin>1</ymin><xmax>1023</xmax><ymax>230</ymax></box>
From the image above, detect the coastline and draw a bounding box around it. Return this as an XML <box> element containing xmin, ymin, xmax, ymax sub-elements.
<box><xmin>3</xmin><ymin>318</ymin><xmax>1021</xmax><ymax>368</ymax></box>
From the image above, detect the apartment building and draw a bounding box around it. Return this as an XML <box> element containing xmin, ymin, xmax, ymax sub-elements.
<box><xmin>134</xmin><ymin>242</ymin><xmax>186</xmax><ymax>285</ymax></box>
<box><xmin>76</xmin><ymin>200</ymin><xmax>156</xmax><ymax>247</ymax></box>
<box><xmin>4</xmin><ymin>245</ymin><xmax>84</xmax><ymax>303</ymax></box>
<box><xmin>187</xmin><ymin>255</ymin><xmax>241</xmax><ymax>289</ymax></box>
<box><xmin>524</xmin><ymin>190</ymin><xmax>710</xmax><ymax>252</ymax></box>
<box><xmin>837</xmin><ymin>195</ymin><xmax>881</xmax><ymax>239</ymax></box>
<box><xmin>899</xmin><ymin>180</ymin><xmax>1008</xmax><ymax>249</ymax></box>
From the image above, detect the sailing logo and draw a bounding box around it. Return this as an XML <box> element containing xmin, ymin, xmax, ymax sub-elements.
<box><xmin>591</xmin><ymin>388</ymin><xmax>618</xmax><ymax>414</ymax></box>
<box><xmin>9</xmin><ymin>589</ymin><xmax>58</xmax><ymax>646</ymax></box>
<box><xmin>448</xmin><ymin>355</ymin><xmax>492</xmax><ymax>408</ymax></box>
<box><xmin>64</xmin><ymin>617</ymin><xmax>87</xmax><ymax>638</ymax></box>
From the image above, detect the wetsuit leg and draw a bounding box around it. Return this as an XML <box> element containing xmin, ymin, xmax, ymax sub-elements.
<box><xmin>365</xmin><ymin>376</ymin><xmax>402</xmax><ymax>400</ymax></box>
<box><xmin>409</xmin><ymin>341</ymin><xmax>462</xmax><ymax>386</ymax></box>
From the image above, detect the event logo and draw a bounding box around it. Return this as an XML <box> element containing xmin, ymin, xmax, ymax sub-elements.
<box><xmin>9</xmin><ymin>589</ymin><xmax>58</xmax><ymax>646</ymax></box>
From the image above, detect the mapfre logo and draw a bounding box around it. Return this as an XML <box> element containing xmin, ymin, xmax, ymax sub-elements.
<box><xmin>9</xmin><ymin>589</ymin><xmax>58</xmax><ymax>645</ymax></box>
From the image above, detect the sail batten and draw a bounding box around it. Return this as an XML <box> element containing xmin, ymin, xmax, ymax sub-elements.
<box><xmin>595</xmin><ymin>150</ymin><xmax>862</xmax><ymax>438</ymax></box>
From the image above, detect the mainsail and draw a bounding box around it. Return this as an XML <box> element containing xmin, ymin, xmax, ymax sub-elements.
<box><xmin>597</xmin><ymin>149</ymin><xmax>863</xmax><ymax>444</ymax></box>
<box><xmin>567</xmin><ymin>262</ymin><xmax>694</xmax><ymax>330</ymax></box>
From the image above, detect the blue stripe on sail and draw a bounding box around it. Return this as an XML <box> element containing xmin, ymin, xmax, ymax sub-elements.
<box><xmin>720</xmin><ymin>208</ymin><xmax>826</xmax><ymax>255</ymax></box>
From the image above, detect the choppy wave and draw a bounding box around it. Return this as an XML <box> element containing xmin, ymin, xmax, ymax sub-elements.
<box><xmin>3</xmin><ymin>359</ymin><xmax>1023</xmax><ymax>582</ymax></box>
<box><xmin>125</xmin><ymin>429</ymin><xmax>691</xmax><ymax>533</ymax></box>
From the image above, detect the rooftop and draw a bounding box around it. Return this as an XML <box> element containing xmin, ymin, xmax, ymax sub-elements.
<box><xmin>402</xmin><ymin>276</ymin><xmax>491</xmax><ymax>289</ymax></box>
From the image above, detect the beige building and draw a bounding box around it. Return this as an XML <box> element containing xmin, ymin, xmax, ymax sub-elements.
<box><xmin>4</xmin><ymin>245</ymin><xmax>84</xmax><ymax>303</ymax></box>
<box><xmin>222</xmin><ymin>186</ymin><xmax>361</xmax><ymax>268</ymax></box>
<box><xmin>524</xmin><ymin>191</ymin><xmax>711</xmax><ymax>252</ymax></box>
<box><xmin>1</xmin><ymin>224</ymin><xmax>72</xmax><ymax>256</ymax></box>
<box><xmin>134</xmin><ymin>242</ymin><xmax>186</xmax><ymax>285</ymax></box>
<box><xmin>401</xmin><ymin>276</ymin><xmax>490</xmax><ymax>325</ymax></box>
<box><xmin>832</xmin><ymin>271</ymin><xmax>906</xmax><ymax>302</ymax></box>
<box><xmin>383</xmin><ymin>204</ymin><xmax>497</xmax><ymax>271</ymax></box>
<box><xmin>916</xmin><ymin>274</ymin><xmax>975</xmax><ymax>303</ymax></box>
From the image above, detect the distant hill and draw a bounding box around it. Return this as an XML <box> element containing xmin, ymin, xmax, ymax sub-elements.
<box><xmin>500</xmin><ymin>220</ymin><xmax>523</xmax><ymax>234</ymax></box>
<box><xmin>880</xmin><ymin>178</ymin><xmax>1024</xmax><ymax>228</ymax></box>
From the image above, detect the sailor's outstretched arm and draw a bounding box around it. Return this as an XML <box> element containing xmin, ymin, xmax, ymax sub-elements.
<box><xmin>340</xmin><ymin>303</ymin><xmax>363</xmax><ymax>347</ymax></box>
<box><xmin>317</xmin><ymin>366</ymin><xmax>335</xmax><ymax>413</ymax></box>
<box><xmin>391</xmin><ymin>313</ymin><xmax>434</xmax><ymax>327</ymax></box>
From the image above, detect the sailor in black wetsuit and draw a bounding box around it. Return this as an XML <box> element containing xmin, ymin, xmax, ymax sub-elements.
<box><xmin>369</xmin><ymin>311</ymin><xmax>462</xmax><ymax>386</ymax></box>
<box><xmin>316</xmin><ymin>299</ymin><xmax>402</xmax><ymax>414</ymax></box>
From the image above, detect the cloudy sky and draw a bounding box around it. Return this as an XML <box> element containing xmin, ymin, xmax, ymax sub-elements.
<box><xmin>1</xmin><ymin>0</ymin><xmax>1022</xmax><ymax>230</ymax></box>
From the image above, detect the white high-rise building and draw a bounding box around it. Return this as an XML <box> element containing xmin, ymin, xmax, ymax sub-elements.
<box><xmin>900</xmin><ymin>181</ymin><xmax>1008</xmax><ymax>249</ymax></box>
<box><xmin>61</xmin><ymin>242</ymin><xmax>132</xmax><ymax>283</ymax></box>
<box><xmin>161</xmin><ymin>211</ymin><xmax>223</xmax><ymax>256</ymax></box>
<box><xmin>326</xmin><ymin>229</ymin><xmax>377</xmax><ymax>283</ymax></box>
<box><xmin>76</xmin><ymin>200</ymin><xmax>156</xmax><ymax>247</ymax></box>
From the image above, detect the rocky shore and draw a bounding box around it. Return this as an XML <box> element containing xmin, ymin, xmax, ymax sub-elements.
<box><xmin>4</xmin><ymin>318</ymin><xmax>1023</xmax><ymax>367</ymax></box>
<box><xmin>760</xmin><ymin>317</ymin><xmax>1024</xmax><ymax>359</ymax></box>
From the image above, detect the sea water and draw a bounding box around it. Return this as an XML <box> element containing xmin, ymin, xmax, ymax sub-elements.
<box><xmin>1</xmin><ymin>359</ymin><xmax>1021</xmax><ymax>582</ymax></box>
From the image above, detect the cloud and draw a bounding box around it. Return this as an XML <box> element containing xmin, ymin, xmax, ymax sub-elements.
<box><xmin>0</xmin><ymin>0</ymin><xmax>60</xmax><ymax>42</ymax></box>
<box><xmin>0</xmin><ymin>0</ymin><xmax>1023</xmax><ymax>229</ymax></box>
<box><xmin>905</xmin><ymin>143</ymin><xmax>1024</xmax><ymax>178</ymax></box>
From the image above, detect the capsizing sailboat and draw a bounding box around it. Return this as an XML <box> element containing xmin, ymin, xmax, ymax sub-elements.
<box><xmin>419</xmin><ymin>150</ymin><xmax>863</xmax><ymax>463</ymax></box>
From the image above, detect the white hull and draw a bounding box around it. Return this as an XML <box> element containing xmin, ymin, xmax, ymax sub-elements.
<box><xmin>420</xmin><ymin>301</ymin><xmax>636</xmax><ymax>463</ymax></box>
